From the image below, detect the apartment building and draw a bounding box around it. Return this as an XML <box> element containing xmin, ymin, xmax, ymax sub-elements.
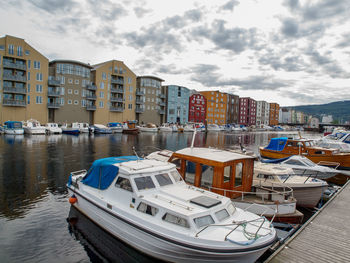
<box><xmin>269</xmin><ymin>103</ymin><xmax>280</xmax><ymax>126</ymax></box>
<box><xmin>226</xmin><ymin>93</ymin><xmax>239</xmax><ymax>124</ymax></box>
<box><xmin>92</xmin><ymin>60</ymin><xmax>136</xmax><ymax>124</ymax></box>
<box><xmin>200</xmin><ymin>91</ymin><xmax>227</xmax><ymax>125</ymax></box>
<box><xmin>188</xmin><ymin>93</ymin><xmax>206</xmax><ymax>123</ymax></box>
<box><xmin>0</xmin><ymin>35</ymin><xmax>48</xmax><ymax>124</ymax></box>
<box><xmin>136</xmin><ymin>76</ymin><xmax>165</xmax><ymax>125</ymax></box>
<box><xmin>164</xmin><ymin>85</ymin><xmax>190</xmax><ymax>124</ymax></box>
<box><xmin>48</xmin><ymin>60</ymin><xmax>93</xmax><ymax>123</ymax></box>
<box><xmin>238</xmin><ymin>97</ymin><xmax>256</xmax><ymax>126</ymax></box>
<box><xmin>256</xmin><ymin>101</ymin><xmax>270</xmax><ymax>126</ymax></box>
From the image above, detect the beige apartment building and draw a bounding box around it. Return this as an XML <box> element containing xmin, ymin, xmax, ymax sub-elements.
<box><xmin>0</xmin><ymin>35</ymin><xmax>48</xmax><ymax>124</ymax></box>
<box><xmin>92</xmin><ymin>60</ymin><xmax>137</xmax><ymax>124</ymax></box>
<box><xmin>48</xmin><ymin>60</ymin><xmax>93</xmax><ymax>123</ymax></box>
<box><xmin>136</xmin><ymin>76</ymin><xmax>165</xmax><ymax>125</ymax></box>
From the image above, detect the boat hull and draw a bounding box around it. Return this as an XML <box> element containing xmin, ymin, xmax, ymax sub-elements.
<box><xmin>68</xmin><ymin>187</ymin><xmax>275</xmax><ymax>263</ymax></box>
<box><xmin>122</xmin><ymin>128</ymin><xmax>139</xmax><ymax>134</ymax></box>
<box><xmin>24</xmin><ymin>128</ymin><xmax>46</xmax><ymax>134</ymax></box>
<box><xmin>4</xmin><ymin>129</ymin><xmax>24</xmax><ymax>135</ymax></box>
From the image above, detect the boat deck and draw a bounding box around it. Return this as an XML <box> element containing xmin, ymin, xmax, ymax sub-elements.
<box><xmin>266</xmin><ymin>180</ymin><xmax>350</xmax><ymax>262</ymax></box>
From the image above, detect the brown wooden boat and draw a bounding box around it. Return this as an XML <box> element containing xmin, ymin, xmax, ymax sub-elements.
<box><xmin>161</xmin><ymin>147</ymin><xmax>303</xmax><ymax>224</ymax></box>
<box><xmin>122</xmin><ymin>121</ymin><xmax>139</xmax><ymax>134</ymax></box>
<box><xmin>260</xmin><ymin>137</ymin><xmax>350</xmax><ymax>170</ymax></box>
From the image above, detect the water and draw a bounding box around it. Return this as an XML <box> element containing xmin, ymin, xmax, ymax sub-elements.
<box><xmin>0</xmin><ymin>131</ymin><xmax>322</xmax><ymax>262</ymax></box>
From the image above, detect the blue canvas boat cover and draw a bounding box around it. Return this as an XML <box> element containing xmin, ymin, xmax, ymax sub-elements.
<box><xmin>81</xmin><ymin>156</ymin><xmax>140</xmax><ymax>190</ymax></box>
<box><xmin>107</xmin><ymin>122</ymin><xmax>122</xmax><ymax>127</ymax></box>
<box><xmin>4</xmin><ymin>121</ymin><xmax>22</xmax><ymax>129</ymax></box>
<box><xmin>260</xmin><ymin>156</ymin><xmax>291</xmax><ymax>163</ymax></box>
<box><xmin>264</xmin><ymin>137</ymin><xmax>288</xmax><ymax>151</ymax></box>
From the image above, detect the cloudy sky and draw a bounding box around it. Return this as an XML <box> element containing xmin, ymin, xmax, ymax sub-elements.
<box><xmin>1</xmin><ymin>0</ymin><xmax>350</xmax><ymax>106</ymax></box>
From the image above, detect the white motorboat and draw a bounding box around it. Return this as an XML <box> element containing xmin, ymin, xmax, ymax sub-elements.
<box><xmin>92</xmin><ymin>124</ymin><xmax>113</xmax><ymax>134</ymax></box>
<box><xmin>67</xmin><ymin>157</ymin><xmax>277</xmax><ymax>262</ymax></box>
<box><xmin>183</xmin><ymin>123</ymin><xmax>196</xmax><ymax>132</ymax></box>
<box><xmin>262</xmin><ymin>155</ymin><xmax>341</xmax><ymax>180</ymax></box>
<box><xmin>253</xmin><ymin>162</ymin><xmax>328</xmax><ymax>208</ymax></box>
<box><xmin>23</xmin><ymin>119</ymin><xmax>46</xmax><ymax>134</ymax></box>
<box><xmin>3</xmin><ymin>121</ymin><xmax>24</xmax><ymax>135</ymax></box>
<box><xmin>107</xmin><ymin>122</ymin><xmax>123</xmax><ymax>133</ymax></box>
<box><xmin>61</xmin><ymin>123</ymin><xmax>80</xmax><ymax>135</ymax></box>
<box><xmin>316</xmin><ymin>140</ymin><xmax>350</xmax><ymax>153</ymax></box>
<box><xmin>74</xmin><ymin>122</ymin><xmax>91</xmax><ymax>133</ymax></box>
<box><xmin>139</xmin><ymin>123</ymin><xmax>158</xmax><ymax>132</ymax></box>
<box><xmin>45</xmin><ymin>123</ymin><xmax>62</xmax><ymax>134</ymax></box>
<box><xmin>207</xmin><ymin>124</ymin><xmax>221</xmax><ymax>132</ymax></box>
<box><xmin>159</xmin><ymin>123</ymin><xmax>173</xmax><ymax>132</ymax></box>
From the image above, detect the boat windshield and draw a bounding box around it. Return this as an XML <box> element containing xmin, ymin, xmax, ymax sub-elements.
<box><xmin>134</xmin><ymin>176</ymin><xmax>155</xmax><ymax>191</ymax></box>
<box><xmin>215</xmin><ymin>209</ymin><xmax>230</xmax><ymax>222</ymax></box>
<box><xmin>194</xmin><ymin>215</ymin><xmax>215</xmax><ymax>228</ymax></box>
<box><xmin>155</xmin><ymin>173</ymin><xmax>173</xmax><ymax>186</ymax></box>
<box><xmin>302</xmin><ymin>158</ymin><xmax>316</xmax><ymax>167</ymax></box>
<box><xmin>170</xmin><ymin>170</ymin><xmax>183</xmax><ymax>182</ymax></box>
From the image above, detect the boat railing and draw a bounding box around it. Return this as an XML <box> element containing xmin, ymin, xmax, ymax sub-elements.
<box><xmin>195</xmin><ymin>217</ymin><xmax>273</xmax><ymax>244</ymax></box>
<box><xmin>207</xmin><ymin>184</ymin><xmax>294</xmax><ymax>203</ymax></box>
<box><xmin>317</xmin><ymin>160</ymin><xmax>340</xmax><ymax>169</ymax></box>
<box><xmin>71</xmin><ymin>169</ymin><xmax>87</xmax><ymax>177</ymax></box>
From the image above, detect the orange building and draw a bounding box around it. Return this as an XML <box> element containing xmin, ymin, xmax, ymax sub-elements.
<box><xmin>199</xmin><ymin>91</ymin><xmax>227</xmax><ymax>125</ymax></box>
<box><xmin>269</xmin><ymin>102</ymin><xmax>280</xmax><ymax>126</ymax></box>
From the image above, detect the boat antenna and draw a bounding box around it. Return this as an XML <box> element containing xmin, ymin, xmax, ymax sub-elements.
<box><xmin>132</xmin><ymin>146</ymin><xmax>140</xmax><ymax>161</ymax></box>
<box><xmin>191</xmin><ymin>129</ymin><xmax>197</xmax><ymax>149</ymax></box>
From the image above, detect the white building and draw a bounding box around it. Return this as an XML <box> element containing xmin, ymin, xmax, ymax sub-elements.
<box><xmin>308</xmin><ymin>117</ymin><xmax>319</xmax><ymax>128</ymax></box>
<box><xmin>256</xmin><ymin>101</ymin><xmax>270</xmax><ymax>126</ymax></box>
<box><xmin>321</xmin><ymin>115</ymin><xmax>333</xmax><ymax>124</ymax></box>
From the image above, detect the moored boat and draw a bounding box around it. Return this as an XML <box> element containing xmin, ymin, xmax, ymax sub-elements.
<box><xmin>67</xmin><ymin>156</ymin><xmax>277</xmax><ymax>262</ymax></box>
<box><xmin>91</xmin><ymin>124</ymin><xmax>112</xmax><ymax>134</ymax></box>
<box><xmin>3</xmin><ymin>121</ymin><xmax>24</xmax><ymax>135</ymax></box>
<box><xmin>23</xmin><ymin>119</ymin><xmax>46</xmax><ymax>135</ymax></box>
<box><xmin>207</xmin><ymin>124</ymin><xmax>221</xmax><ymax>132</ymax></box>
<box><xmin>139</xmin><ymin>123</ymin><xmax>158</xmax><ymax>132</ymax></box>
<box><xmin>45</xmin><ymin>123</ymin><xmax>62</xmax><ymax>134</ymax></box>
<box><xmin>107</xmin><ymin>122</ymin><xmax>123</xmax><ymax>133</ymax></box>
<box><xmin>122</xmin><ymin>121</ymin><xmax>139</xmax><ymax>134</ymax></box>
<box><xmin>61</xmin><ymin>123</ymin><xmax>80</xmax><ymax>135</ymax></box>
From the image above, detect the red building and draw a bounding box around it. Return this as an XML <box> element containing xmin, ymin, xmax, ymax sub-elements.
<box><xmin>189</xmin><ymin>93</ymin><xmax>206</xmax><ymax>123</ymax></box>
<box><xmin>238</xmin><ymin>97</ymin><xmax>256</xmax><ymax>126</ymax></box>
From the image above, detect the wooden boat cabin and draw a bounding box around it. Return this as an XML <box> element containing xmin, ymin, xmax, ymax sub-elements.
<box><xmin>169</xmin><ymin>147</ymin><xmax>255</xmax><ymax>199</ymax></box>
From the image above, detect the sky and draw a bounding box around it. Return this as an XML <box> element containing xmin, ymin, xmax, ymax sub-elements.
<box><xmin>1</xmin><ymin>0</ymin><xmax>350</xmax><ymax>106</ymax></box>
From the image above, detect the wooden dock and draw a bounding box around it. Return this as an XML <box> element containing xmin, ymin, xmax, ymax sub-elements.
<box><xmin>266</xmin><ymin>180</ymin><xmax>350</xmax><ymax>262</ymax></box>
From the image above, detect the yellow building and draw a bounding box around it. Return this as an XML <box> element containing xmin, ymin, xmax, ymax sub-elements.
<box><xmin>92</xmin><ymin>60</ymin><xmax>137</xmax><ymax>124</ymax></box>
<box><xmin>200</xmin><ymin>91</ymin><xmax>227</xmax><ymax>125</ymax></box>
<box><xmin>0</xmin><ymin>35</ymin><xmax>49</xmax><ymax>124</ymax></box>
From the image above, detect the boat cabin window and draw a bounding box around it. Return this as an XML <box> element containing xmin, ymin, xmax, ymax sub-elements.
<box><xmin>134</xmin><ymin>176</ymin><xmax>155</xmax><ymax>191</ymax></box>
<box><xmin>224</xmin><ymin>166</ymin><xmax>232</xmax><ymax>183</ymax></box>
<box><xmin>314</xmin><ymin>151</ymin><xmax>325</xmax><ymax>155</ymax></box>
<box><xmin>215</xmin><ymin>209</ymin><xmax>230</xmax><ymax>222</ymax></box>
<box><xmin>235</xmin><ymin>163</ymin><xmax>243</xmax><ymax>186</ymax></box>
<box><xmin>284</xmin><ymin>160</ymin><xmax>303</xmax><ymax>166</ymax></box>
<box><xmin>115</xmin><ymin>177</ymin><xmax>133</xmax><ymax>192</ymax></box>
<box><xmin>155</xmin><ymin>173</ymin><xmax>173</xmax><ymax>186</ymax></box>
<box><xmin>257</xmin><ymin>174</ymin><xmax>275</xmax><ymax>180</ymax></box>
<box><xmin>137</xmin><ymin>202</ymin><xmax>158</xmax><ymax>216</ymax></box>
<box><xmin>162</xmin><ymin>213</ymin><xmax>190</xmax><ymax>228</ymax></box>
<box><xmin>201</xmin><ymin>165</ymin><xmax>214</xmax><ymax>188</ymax></box>
<box><xmin>170</xmin><ymin>170</ymin><xmax>183</xmax><ymax>182</ymax></box>
<box><xmin>227</xmin><ymin>203</ymin><xmax>236</xmax><ymax>215</ymax></box>
<box><xmin>343</xmin><ymin>135</ymin><xmax>350</xmax><ymax>143</ymax></box>
<box><xmin>193</xmin><ymin>215</ymin><xmax>215</xmax><ymax>228</ymax></box>
<box><xmin>304</xmin><ymin>141</ymin><xmax>312</xmax><ymax>147</ymax></box>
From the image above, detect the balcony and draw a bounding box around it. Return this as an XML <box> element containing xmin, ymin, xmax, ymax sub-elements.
<box><xmin>158</xmin><ymin>109</ymin><xmax>165</xmax><ymax>115</ymax></box>
<box><xmin>86</xmin><ymin>105</ymin><xmax>96</xmax><ymax>111</ymax></box>
<box><xmin>136</xmin><ymin>89</ymin><xmax>145</xmax><ymax>95</ymax></box>
<box><xmin>111</xmin><ymin>87</ymin><xmax>124</xmax><ymax>93</ymax></box>
<box><xmin>3</xmin><ymin>73</ymin><xmax>27</xmax><ymax>82</ymax></box>
<box><xmin>158</xmin><ymin>93</ymin><xmax>166</xmax><ymax>99</ymax></box>
<box><xmin>48</xmin><ymin>79</ymin><xmax>61</xmax><ymax>86</ymax></box>
<box><xmin>110</xmin><ymin>106</ymin><xmax>123</xmax><ymax>112</ymax></box>
<box><xmin>3</xmin><ymin>61</ymin><xmax>27</xmax><ymax>71</ymax></box>
<box><xmin>47</xmin><ymin>102</ymin><xmax>61</xmax><ymax>109</ymax></box>
<box><xmin>135</xmin><ymin>99</ymin><xmax>144</xmax><ymax>104</ymax></box>
<box><xmin>158</xmin><ymin>101</ymin><xmax>166</xmax><ymax>106</ymax></box>
<box><xmin>111</xmin><ymin>78</ymin><xmax>124</xmax><ymax>85</ymax></box>
<box><xmin>3</xmin><ymin>98</ymin><xmax>26</xmax><ymax>107</ymax></box>
<box><xmin>47</xmin><ymin>90</ymin><xmax>61</xmax><ymax>97</ymax></box>
<box><xmin>110</xmin><ymin>97</ymin><xmax>123</xmax><ymax>103</ymax></box>
<box><xmin>135</xmin><ymin>107</ymin><xmax>144</xmax><ymax>113</ymax></box>
<box><xmin>3</xmin><ymin>86</ymin><xmax>27</xmax><ymax>94</ymax></box>
<box><xmin>86</xmin><ymin>84</ymin><xmax>97</xmax><ymax>90</ymax></box>
<box><xmin>86</xmin><ymin>94</ymin><xmax>97</xmax><ymax>100</ymax></box>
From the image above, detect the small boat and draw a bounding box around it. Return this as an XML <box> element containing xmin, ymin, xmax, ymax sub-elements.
<box><xmin>45</xmin><ymin>123</ymin><xmax>62</xmax><ymax>134</ymax></box>
<box><xmin>207</xmin><ymin>124</ymin><xmax>221</xmax><ymax>132</ymax></box>
<box><xmin>67</xmin><ymin>156</ymin><xmax>277</xmax><ymax>262</ymax></box>
<box><xmin>122</xmin><ymin>121</ymin><xmax>139</xmax><ymax>134</ymax></box>
<box><xmin>61</xmin><ymin>123</ymin><xmax>80</xmax><ymax>135</ymax></box>
<box><xmin>107</xmin><ymin>122</ymin><xmax>123</xmax><ymax>133</ymax></box>
<box><xmin>183</xmin><ymin>123</ymin><xmax>195</xmax><ymax>132</ymax></box>
<box><xmin>91</xmin><ymin>124</ymin><xmax>112</xmax><ymax>134</ymax></box>
<box><xmin>23</xmin><ymin>119</ymin><xmax>46</xmax><ymax>135</ymax></box>
<box><xmin>261</xmin><ymin>155</ymin><xmax>343</xmax><ymax>180</ymax></box>
<box><xmin>3</xmin><ymin>121</ymin><xmax>24</xmax><ymax>135</ymax></box>
<box><xmin>231</xmin><ymin>124</ymin><xmax>243</xmax><ymax>132</ymax></box>
<box><xmin>253</xmin><ymin>162</ymin><xmax>328</xmax><ymax>208</ymax></box>
<box><xmin>74</xmin><ymin>123</ymin><xmax>91</xmax><ymax>133</ymax></box>
<box><xmin>139</xmin><ymin>123</ymin><xmax>158</xmax><ymax>132</ymax></box>
<box><xmin>260</xmin><ymin>137</ymin><xmax>350</xmax><ymax>170</ymax></box>
<box><xmin>159</xmin><ymin>123</ymin><xmax>172</xmax><ymax>132</ymax></box>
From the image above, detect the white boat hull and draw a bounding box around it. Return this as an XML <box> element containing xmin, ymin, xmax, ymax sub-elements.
<box><xmin>68</xmin><ymin>188</ymin><xmax>275</xmax><ymax>263</ymax></box>
<box><xmin>292</xmin><ymin>168</ymin><xmax>337</xmax><ymax>180</ymax></box>
<box><xmin>140</xmin><ymin>127</ymin><xmax>158</xmax><ymax>132</ymax></box>
<box><xmin>159</xmin><ymin>127</ymin><xmax>172</xmax><ymax>132</ymax></box>
<box><xmin>24</xmin><ymin>127</ymin><xmax>46</xmax><ymax>134</ymax></box>
<box><xmin>4</xmin><ymin>129</ymin><xmax>24</xmax><ymax>135</ymax></box>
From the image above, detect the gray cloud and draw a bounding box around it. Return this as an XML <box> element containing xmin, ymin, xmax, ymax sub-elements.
<box><xmin>281</xmin><ymin>18</ymin><xmax>299</xmax><ymax>37</ymax></box>
<box><xmin>191</xmin><ymin>20</ymin><xmax>262</xmax><ymax>53</ymax></box>
<box><xmin>86</xmin><ymin>0</ymin><xmax>128</xmax><ymax>21</ymax></box>
<box><xmin>258</xmin><ymin>53</ymin><xmax>306</xmax><ymax>72</ymax></box>
<box><xmin>156</xmin><ymin>63</ymin><xmax>184</xmax><ymax>75</ymax></box>
<box><xmin>220</xmin><ymin>0</ymin><xmax>240</xmax><ymax>11</ymax></box>
<box><xmin>28</xmin><ymin>0</ymin><xmax>77</xmax><ymax>14</ymax></box>
<box><xmin>133</xmin><ymin>7</ymin><xmax>152</xmax><ymax>18</ymax></box>
<box><xmin>184</xmin><ymin>9</ymin><xmax>203</xmax><ymax>22</ymax></box>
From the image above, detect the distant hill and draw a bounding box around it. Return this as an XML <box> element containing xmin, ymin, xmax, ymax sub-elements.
<box><xmin>287</xmin><ymin>100</ymin><xmax>350</xmax><ymax>123</ymax></box>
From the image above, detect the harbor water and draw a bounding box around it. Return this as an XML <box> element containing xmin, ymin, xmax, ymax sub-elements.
<box><xmin>0</xmin><ymin>131</ymin><xmax>322</xmax><ymax>262</ymax></box>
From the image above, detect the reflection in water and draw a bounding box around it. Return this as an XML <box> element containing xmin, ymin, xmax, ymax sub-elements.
<box><xmin>67</xmin><ymin>206</ymin><xmax>158</xmax><ymax>263</ymax></box>
<box><xmin>0</xmin><ymin>131</ymin><xmax>320</xmax><ymax>262</ymax></box>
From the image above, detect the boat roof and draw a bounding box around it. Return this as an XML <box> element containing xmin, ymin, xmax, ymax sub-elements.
<box><xmin>173</xmin><ymin>147</ymin><xmax>254</xmax><ymax>163</ymax></box>
<box><xmin>118</xmin><ymin>159</ymin><xmax>176</xmax><ymax>175</ymax></box>
<box><xmin>254</xmin><ymin>162</ymin><xmax>295</xmax><ymax>175</ymax></box>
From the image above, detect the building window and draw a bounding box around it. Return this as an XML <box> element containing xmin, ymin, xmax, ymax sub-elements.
<box><xmin>36</xmin><ymin>73</ymin><xmax>43</xmax><ymax>81</ymax></box>
<box><xmin>102</xmin><ymin>72</ymin><xmax>107</xmax><ymax>80</ymax></box>
<box><xmin>75</xmin><ymin>79</ymin><xmax>79</xmax><ymax>84</ymax></box>
<box><xmin>35</xmin><ymin>96</ymin><xmax>43</xmax><ymax>104</ymax></box>
<box><xmin>27</xmin><ymin>95</ymin><xmax>30</xmax><ymax>104</ymax></box>
<box><xmin>68</xmin><ymin>89</ymin><xmax>72</xmax><ymax>94</ymax></box>
<box><xmin>35</xmin><ymin>84</ymin><xmax>43</xmax><ymax>93</ymax></box>
<box><xmin>129</xmin><ymin>86</ymin><xmax>133</xmax><ymax>92</ymax></box>
<box><xmin>74</xmin><ymin>90</ymin><xmax>79</xmax><ymax>95</ymax></box>
<box><xmin>8</xmin><ymin>45</ymin><xmax>14</xmax><ymax>55</ymax></box>
<box><xmin>68</xmin><ymin>78</ymin><xmax>73</xmax><ymax>84</ymax></box>
<box><xmin>129</xmin><ymin>95</ymin><xmax>132</xmax><ymax>101</ymax></box>
<box><xmin>27</xmin><ymin>72</ymin><xmax>30</xmax><ymax>81</ymax></box>
<box><xmin>128</xmin><ymin>104</ymin><xmax>132</xmax><ymax>109</ymax></box>
<box><xmin>81</xmin><ymin>100</ymin><xmax>86</xmax><ymax>107</ymax></box>
<box><xmin>60</xmin><ymin>87</ymin><xmax>65</xmax><ymax>95</ymax></box>
<box><xmin>68</xmin><ymin>99</ymin><xmax>72</xmax><ymax>104</ymax></box>
<box><xmin>17</xmin><ymin>46</ymin><xmax>23</xmax><ymax>56</ymax></box>
<box><xmin>99</xmin><ymin>91</ymin><xmax>104</xmax><ymax>98</ymax></box>
<box><xmin>0</xmin><ymin>45</ymin><xmax>4</xmax><ymax>50</ymax></box>
<box><xmin>74</xmin><ymin>100</ymin><xmax>79</xmax><ymax>105</ymax></box>
<box><xmin>33</xmin><ymin>61</ymin><xmax>41</xmax><ymax>69</ymax></box>
<box><xmin>99</xmin><ymin>101</ymin><xmax>104</xmax><ymax>108</ymax></box>
<box><xmin>60</xmin><ymin>98</ymin><xmax>65</xmax><ymax>105</ymax></box>
<box><xmin>128</xmin><ymin>77</ymin><xmax>131</xmax><ymax>84</ymax></box>
<box><xmin>61</xmin><ymin>76</ymin><xmax>65</xmax><ymax>84</ymax></box>
<box><xmin>100</xmin><ymin>82</ymin><xmax>104</xmax><ymax>89</ymax></box>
